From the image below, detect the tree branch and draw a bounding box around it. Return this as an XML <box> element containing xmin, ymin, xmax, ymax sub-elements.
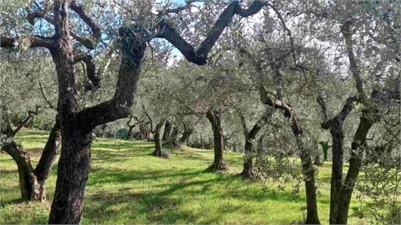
<box><xmin>260</xmin><ymin>86</ymin><xmax>302</xmax><ymax>136</ymax></box>
<box><xmin>73</xmin><ymin>51</ymin><xmax>100</xmax><ymax>90</ymax></box>
<box><xmin>341</xmin><ymin>21</ymin><xmax>367</xmax><ymax>105</ymax></box>
<box><xmin>70</xmin><ymin>1</ymin><xmax>101</xmax><ymax>42</ymax></box>
<box><xmin>266</xmin><ymin>3</ymin><xmax>297</xmax><ymax>64</ymax></box>
<box><xmin>39</xmin><ymin>82</ymin><xmax>56</xmax><ymax>110</ymax></box>
<box><xmin>74</xmin><ymin>26</ymin><xmax>147</xmax><ymax>129</ymax></box>
<box><xmin>141</xmin><ymin>103</ymin><xmax>154</xmax><ymax>133</ymax></box>
<box><xmin>155</xmin><ymin>0</ymin><xmax>264</xmax><ymax>65</ymax></box>
<box><xmin>316</xmin><ymin>94</ymin><xmax>328</xmax><ymax>123</ymax></box>
<box><xmin>13</xmin><ymin>106</ymin><xmax>41</xmax><ymax>136</ymax></box>
<box><xmin>27</xmin><ymin>6</ymin><xmax>98</xmax><ymax>50</ymax></box>
<box><xmin>238</xmin><ymin>112</ymin><xmax>249</xmax><ymax>138</ymax></box>
<box><xmin>0</xmin><ymin>35</ymin><xmax>53</xmax><ymax>49</ymax></box>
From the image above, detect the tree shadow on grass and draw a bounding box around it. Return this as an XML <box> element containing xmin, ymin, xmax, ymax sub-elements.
<box><xmin>91</xmin><ymin>148</ymin><xmax>153</xmax><ymax>162</ymax></box>
<box><xmin>85</xmin><ymin>166</ymin><xmax>307</xmax><ymax>224</ymax></box>
<box><xmin>88</xmin><ymin>168</ymin><xmax>206</xmax><ymax>185</ymax></box>
<box><xmin>83</xmin><ymin>176</ymin><xmax>226</xmax><ymax>224</ymax></box>
<box><xmin>83</xmin><ymin>188</ymin><xmax>194</xmax><ymax>224</ymax></box>
<box><xmin>171</xmin><ymin>150</ymin><xmax>213</xmax><ymax>163</ymax></box>
<box><xmin>93</xmin><ymin>141</ymin><xmax>153</xmax><ymax>151</ymax></box>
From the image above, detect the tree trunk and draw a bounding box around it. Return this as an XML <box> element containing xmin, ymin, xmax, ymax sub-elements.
<box><xmin>240</xmin><ymin>112</ymin><xmax>270</xmax><ymax>179</ymax></box>
<box><xmin>153</xmin><ymin>119</ymin><xmax>168</xmax><ymax>158</ymax></box>
<box><xmin>2</xmin><ymin>141</ymin><xmax>41</xmax><ymax>201</ymax></box>
<box><xmin>126</xmin><ymin>126</ymin><xmax>134</xmax><ymax>139</ymax></box>
<box><xmin>336</xmin><ymin>115</ymin><xmax>373</xmax><ymax>224</ymax></box>
<box><xmin>48</xmin><ymin>128</ymin><xmax>92</xmax><ymax>224</ymax></box>
<box><xmin>297</xmin><ymin>138</ymin><xmax>320</xmax><ymax>224</ymax></box>
<box><xmin>49</xmin><ymin>24</ymin><xmax>147</xmax><ymax>223</ymax></box>
<box><xmin>314</xmin><ymin>155</ymin><xmax>321</xmax><ymax>165</ymax></box>
<box><xmin>260</xmin><ymin>86</ymin><xmax>320</xmax><ymax>224</ymax></box>
<box><xmin>139</xmin><ymin>123</ymin><xmax>151</xmax><ymax>141</ymax></box>
<box><xmin>162</xmin><ymin>119</ymin><xmax>173</xmax><ymax>142</ymax></box>
<box><xmin>179</xmin><ymin>127</ymin><xmax>193</xmax><ymax>144</ymax></box>
<box><xmin>34</xmin><ymin>120</ymin><xmax>61</xmax><ymax>200</ymax></box>
<box><xmin>318</xmin><ymin>141</ymin><xmax>330</xmax><ymax>161</ymax></box>
<box><xmin>206</xmin><ymin>110</ymin><xmax>227</xmax><ymax>171</ymax></box>
<box><xmin>170</xmin><ymin>127</ymin><xmax>179</xmax><ymax>147</ymax></box>
<box><xmin>1</xmin><ymin>120</ymin><xmax>60</xmax><ymax>202</ymax></box>
<box><xmin>329</xmin><ymin>117</ymin><xmax>346</xmax><ymax>224</ymax></box>
<box><xmin>241</xmin><ymin>140</ymin><xmax>254</xmax><ymax>178</ymax></box>
<box><xmin>323</xmin><ymin>97</ymin><xmax>357</xmax><ymax>224</ymax></box>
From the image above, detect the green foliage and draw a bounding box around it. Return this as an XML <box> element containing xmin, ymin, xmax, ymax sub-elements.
<box><xmin>356</xmin><ymin>164</ymin><xmax>401</xmax><ymax>224</ymax></box>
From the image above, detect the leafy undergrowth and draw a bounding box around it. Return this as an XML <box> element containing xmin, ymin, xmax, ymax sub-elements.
<box><xmin>0</xmin><ymin>129</ymin><xmax>393</xmax><ymax>224</ymax></box>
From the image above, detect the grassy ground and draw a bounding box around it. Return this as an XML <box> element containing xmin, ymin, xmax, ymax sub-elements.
<box><xmin>0</xmin><ymin>129</ymin><xmax>396</xmax><ymax>224</ymax></box>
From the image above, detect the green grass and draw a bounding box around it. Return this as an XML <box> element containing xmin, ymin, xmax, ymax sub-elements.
<box><xmin>0</xmin><ymin>129</ymin><xmax>396</xmax><ymax>224</ymax></box>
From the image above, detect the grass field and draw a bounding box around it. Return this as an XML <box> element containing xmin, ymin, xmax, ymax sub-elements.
<box><xmin>0</xmin><ymin>129</ymin><xmax>397</xmax><ymax>224</ymax></box>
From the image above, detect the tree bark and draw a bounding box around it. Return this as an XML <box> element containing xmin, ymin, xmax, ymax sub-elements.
<box><xmin>162</xmin><ymin>119</ymin><xmax>173</xmax><ymax>142</ymax></box>
<box><xmin>2</xmin><ymin>141</ymin><xmax>40</xmax><ymax>201</ymax></box>
<box><xmin>336</xmin><ymin>113</ymin><xmax>373</xmax><ymax>224</ymax></box>
<box><xmin>318</xmin><ymin>96</ymin><xmax>356</xmax><ymax>224</ymax></box>
<box><xmin>34</xmin><ymin>119</ymin><xmax>61</xmax><ymax>197</ymax></box>
<box><xmin>297</xmin><ymin>138</ymin><xmax>320</xmax><ymax>224</ymax></box>
<box><xmin>240</xmin><ymin>112</ymin><xmax>270</xmax><ymax>179</ymax></box>
<box><xmin>170</xmin><ymin>126</ymin><xmax>179</xmax><ymax>147</ymax></box>
<box><xmin>179</xmin><ymin>126</ymin><xmax>193</xmax><ymax>144</ymax></box>
<box><xmin>48</xmin><ymin>128</ymin><xmax>92</xmax><ymax>224</ymax></box>
<box><xmin>153</xmin><ymin>119</ymin><xmax>168</xmax><ymax>158</ymax></box>
<box><xmin>206</xmin><ymin>109</ymin><xmax>227</xmax><ymax>171</ymax></box>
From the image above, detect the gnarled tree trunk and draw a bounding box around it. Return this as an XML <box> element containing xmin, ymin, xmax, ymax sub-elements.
<box><xmin>240</xmin><ymin>112</ymin><xmax>271</xmax><ymax>179</ymax></box>
<box><xmin>206</xmin><ymin>109</ymin><xmax>227</xmax><ymax>171</ymax></box>
<box><xmin>297</xmin><ymin>137</ymin><xmax>320</xmax><ymax>224</ymax></box>
<box><xmin>48</xmin><ymin>128</ymin><xmax>92</xmax><ymax>223</ymax></box>
<box><xmin>2</xmin><ymin>141</ymin><xmax>40</xmax><ymax>201</ymax></box>
<box><xmin>153</xmin><ymin>119</ymin><xmax>169</xmax><ymax>158</ymax></box>
<box><xmin>1</xmin><ymin>120</ymin><xmax>60</xmax><ymax>202</ymax></box>
<box><xmin>336</xmin><ymin>113</ymin><xmax>374</xmax><ymax>224</ymax></box>
<box><xmin>49</xmin><ymin>23</ymin><xmax>147</xmax><ymax>223</ymax></box>
<box><xmin>34</xmin><ymin>119</ymin><xmax>61</xmax><ymax>199</ymax></box>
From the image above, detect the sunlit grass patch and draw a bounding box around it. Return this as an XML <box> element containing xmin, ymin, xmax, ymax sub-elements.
<box><xmin>0</xmin><ymin>129</ymin><xmax>398</xmax><ymax>224</ymax></box>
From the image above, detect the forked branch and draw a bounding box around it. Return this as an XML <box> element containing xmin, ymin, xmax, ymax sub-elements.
<box><xmin>156</xmin><ymin>1</ymin><xmax>265</xmax><ymax>65</ymax></box>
